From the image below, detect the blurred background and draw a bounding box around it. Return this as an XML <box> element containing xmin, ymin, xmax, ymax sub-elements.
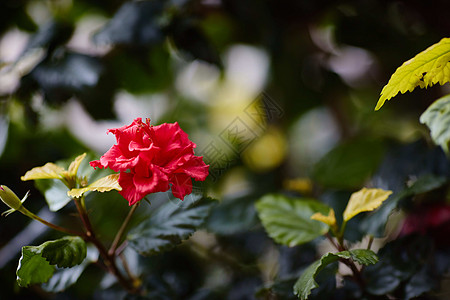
<box><xmin>1</xmin><ymin>0</ymin><xmax>450</xmax><ymax>299</ymax></box>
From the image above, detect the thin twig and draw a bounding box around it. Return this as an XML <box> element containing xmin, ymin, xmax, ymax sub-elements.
<box><xmin>325</xmin><ymin>233</ymin><xmax>342</xmax><ymax>252</ymax></box>
<box><xmin>340</xmin><ymin>258</ymin><xmax>366</xmax><ymax>289</ymax></box>
<box><xmin>115</xmin><ymin>240</ymin><xmax>128</xmax><ymax>256</ymax></box>
<box><xmin>119</xmin><ymin>253</ymin><xmax>136</xmax><ymax>281</ymax></box>
<box><xmin>109</xmin><ymin>204</ymin><xmax>138</xmax><ymax>256</ymax></box>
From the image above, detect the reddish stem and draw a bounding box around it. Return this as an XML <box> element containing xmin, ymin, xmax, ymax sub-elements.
<box><xmin>73</xmin><ymin>198</ymin><xmax>137</xmax><ymax>293</ymax></box>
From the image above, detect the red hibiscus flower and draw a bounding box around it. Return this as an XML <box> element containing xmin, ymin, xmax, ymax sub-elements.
<box><xmin>90</xmin><ymin>118</ymin><xmax>209</xmax><ymax>205</ymax></box>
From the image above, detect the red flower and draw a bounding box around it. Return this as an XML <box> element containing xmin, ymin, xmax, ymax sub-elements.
<box><xmin>90</xmin><ymin>118</ymin><xmax>209</xmax><ymax>205</ymax></box>
<box><xmin>400</xmin><ymin>203</ymin><xmax>450</xmax><ymax>238</ymax></box>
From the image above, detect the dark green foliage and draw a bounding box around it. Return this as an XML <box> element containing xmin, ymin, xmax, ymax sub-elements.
<box><xmin>206</xmin><ymin>192</ymin><xmax>259</xmax><ymax>235</ymax></box>
<box><xmin>169</xmin><ymin>18</ymin><xmax>222</xmax><ymax>66</ymax></box>
<box><xmin>2</xmin><ymin>0</ymin><xmax>450</xmax><ymax>299</ymax></box>
<box><xmin>19</xmin><ymin>20</ymin><xmax>73</xmax><ymax>57</ymax></box>
<box><xmin>364</xmin><ymin>235</ymin><xmax>447</xmax><ymax>299</ymax></box>
<box><xmin>42</xmin><ymin>246</ymin><xmax>98</xmax><ymax>292</ymax></box>
<box><xmin>39</xmin><ymin>236</ymin><xmax>86</xmax><ymax>268</ymax></box>
<box><xmin>127</xmin><ymin>196</ymin><xmax>216</xmax><ymax>256</ymax></box>
<box><xmin>312</xmin><ymin>138</ymin><xmax>385</xmax><ymax>189</ymax></box>
<box><xmin>93</xmin><ymin>1</ymin><xmax>165</xmax><ymax>47</ymax></box>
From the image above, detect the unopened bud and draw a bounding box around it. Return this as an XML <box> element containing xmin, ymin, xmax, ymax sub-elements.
<box><xmin>0</xmin><ymin>185</ymin><xmax>23</xmax><ymax>211</ymax></box>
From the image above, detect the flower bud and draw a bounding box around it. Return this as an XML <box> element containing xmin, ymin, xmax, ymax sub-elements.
<box><xmin>0</xmin><ymin>185</ymin><xmax>23</xmax><ymax>211</ymax></box>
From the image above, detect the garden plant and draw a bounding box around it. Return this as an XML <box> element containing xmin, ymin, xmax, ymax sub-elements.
<box><xmin>1</xmin><ymin>1</ymin><xmax>450</xmax><ymax>300</ymax></box>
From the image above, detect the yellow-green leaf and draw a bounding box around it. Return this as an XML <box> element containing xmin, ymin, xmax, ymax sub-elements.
<box><xmin>67</xmin><ymin>174</ymin><xmax>121</xmax><ymax>198</ymax></box>
<box><xmin>66</xmin><ymin>153</ymin><xmax>86</xmax><ymax>178</ymax></box>
<box><xmin>343</xmin><ymin>188</ymin><xmax>392</xmax><ymax>222</ymax></box>
<box><xmin>311</xmin><ymin>208</ymin><xmax>337</xmax><ymax>227</ymax></box>
<box><xmin>21</xmin><ymin>163</ymin><xmax>66</xmax><ymax>181</ymax></box>
<box><xmin>376</xmin><ymin>38</ymin><xmax>450</xmax><ymax>110</ymax></box>
<box><xmin>419</xmin><ymin>95</ymin><xmax>450</xmax><ymax>153</ymax></box>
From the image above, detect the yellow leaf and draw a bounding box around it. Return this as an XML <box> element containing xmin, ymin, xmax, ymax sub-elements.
<box><xmin>376</xmin><ymin>38</ymin><xmax>450</xmax><ymax>110</ymax></box>
<box><xmin>67</xmin><ymin>174</ymin><xmax>122</xmax><ymax>198</ymax></box>
<box><xmin>67</xmin><ymin>153</ymin><xmax>86</xmax><ymax>178</ymax></box>
<box><xmin>343</xmin><ymin>188</ymin><xmax>393</xmax><ymax>221</ymax></box>
<box><xmin>21</xmin><ymin>163</ymin><xmax>65</xmax><ymax>181</ymax></box>
<box><xmin>311</xmin><ymin>208</ymin><xmax>337</xmax><ymax>227</ymax></box>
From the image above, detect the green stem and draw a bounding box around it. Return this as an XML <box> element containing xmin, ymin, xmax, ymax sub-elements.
<box><xmin>337</xmin><ymin>220</ymin><xmax>347</xmax><ymax>247</ymax></box>
<box><xmin>367</xmin><ymin>235</ymin><xmax>374</xmax><ymax>250</ymax></box>
<box><xmin>19</xmin><ymin>207</ymin><xmax>85</xmax><ymax>237</ymax></box>
<box><xmin>109</xmin><ymin>204</ymin><xmax>138</xmax><ymax>257</ymax></box>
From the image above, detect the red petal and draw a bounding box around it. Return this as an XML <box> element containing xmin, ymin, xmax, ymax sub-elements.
<box><xmin>90</xmin><ymin>160</ymin><xmax>104</xmax><ymax>169</ymax></box>
<box><xmin>172</xmin><ymin>156</ymin><xmax>209</xmax><ymax>181</ymax></box>
<box><xmin>118</xmin><ymin>166</ymin><xmax>170</xmax><ymax>205</ymax></box>
<box><xmin>170</xmin><ymin>173</ymin><xmax>193</xmax><ymax>200</ymax></box>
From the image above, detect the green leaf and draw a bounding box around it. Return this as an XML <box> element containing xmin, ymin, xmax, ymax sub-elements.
<box><xmin>35</xmin><ymin>179</ymin><xmax>71</xmax><ymax>211</ymax></box>
<box><xmin>337</xmin><ymin>249</ymin><xmax>379</xmax><ymax>265</ymax></box>
<box><xmin>420</xmin><ymin>95</ymin><xmax>450</xmax><ymax>153</ymax></box>
<box><xmin>16</xmin><ymin>247</ymin><xmax>55</xmax><ymax>287</ymax></box>
<box><xmin>127</xmin><ymin>195</ymin><xmax>216</xmax><ymax>256</ymax></box>
<box><xmin>16</xmin><ymin>237</ymin><xmax>87</xmax><ymax>289</ymax></box>
<box><xmin>376</xmin><ymin>38</ymin><xmax>450</xmax><ymax>110</ymax></box>
<box><xmin>38</xmin><ymin>236</ymin><xmax>87</xmax><ymax>268</ymax></box>
<box><xmin>312</xmin><ymin>138</ymin><xmax>385</xmax><ymax>190</ymax></box>
<box><xmin>67</xmin><ymin>174</ymin><xmax>121</xmax><ymax>198</ymax></box>
<box><xmin>42</xmin><ymin>245</ymin><xmax>98</xmax><ymax>292</ymax></box>
<box><xmin>255</xmin><ymin>194</ymin><xmax>330</xmax><ymax>247</ymax></box>
<box><xmin>294</xmin><ymin>249</ymin><xmax>378</xmax><ymax>300</ymax></box>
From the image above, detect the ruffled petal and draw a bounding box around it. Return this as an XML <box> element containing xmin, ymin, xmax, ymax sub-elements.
<box><xmin>118</xmin><ymin>166</ymin><xmax>170</xmax><ymax>205</ymax></box>
<box><xmin>92</xmin><ymin>118</ymin><xmax>208</xmax><ymax>204</ymax></box>
<box><xmin>133</xmin><ymin>166</ymin><xmax>169</xmax><ymax>195</ymax></box>
<box><xmin>173</xmin><ymin>156</ymin><xmax>209</xmax><ymax>181</ymax></box>
<box><xmin>170</xmin><ymin>173</ymin><xmax>193</xmax><ymax>200</ymax></box>
<box><xmin>151</xmin><ymin>122</ymin><xmax>195</xmax><ymax>166</ymax></box>
<box><xmin>118</xmin><ymin>172</ymin><xmax>143</xmax><ymax>206</ymax></box>
<box><xmin>90</xmin><ymin>160</ymin><xmax>104</xmax><ymax>169</ymax></box>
